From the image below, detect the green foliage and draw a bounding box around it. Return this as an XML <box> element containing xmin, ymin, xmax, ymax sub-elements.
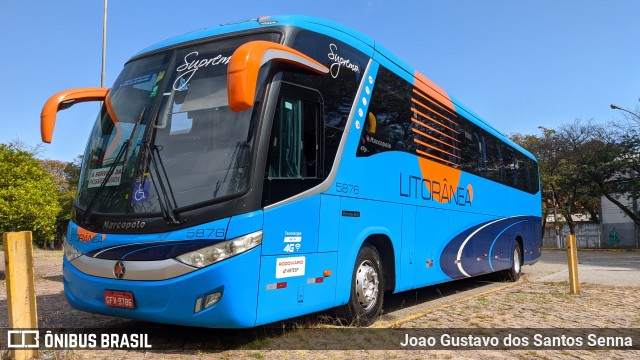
<box><xmin>512</xmin><ymin>121</ymin><xmax>610</xmax><ymax>234</ymax></box>
<box><xmin>513</xmin><ymin>116</ymin><xmax>640</xmax><ymax>239</ymax></box>
<box><xmin>0</xmin><ymin>143</ymin><xmax>62</xmax><ymax>247</ymax></box>
<box><xmin>39</xmin><ymin>155</ymin><xmax>82</xmax><ymax>248</ymax></box>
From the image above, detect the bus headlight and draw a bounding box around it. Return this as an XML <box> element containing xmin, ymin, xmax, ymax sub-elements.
<box><xmin>175</xmin><ymin>231</ymin><xmax>262</xmax><ymax>268</ymax></box>
<box><xmin>63</xmin><ymin>237</ymin><xmax>83</xmax><ymax>262</ymax></box>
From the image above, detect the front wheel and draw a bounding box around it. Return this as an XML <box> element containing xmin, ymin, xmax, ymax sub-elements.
<box><xmin>337</xmin><ymin>245</ymin><xmax>384</xmax><ymax>326</ymax></box>
<box><xmin>504</xmin><ymin>241</ymin><xmax>522</xmax><ymax>281</ymax></box>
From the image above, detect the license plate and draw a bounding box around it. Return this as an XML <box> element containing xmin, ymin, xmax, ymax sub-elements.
<box><xmin>104</xmin><ymin>290</ymin><xmax>135</xmax><ymax>309</ymax></box>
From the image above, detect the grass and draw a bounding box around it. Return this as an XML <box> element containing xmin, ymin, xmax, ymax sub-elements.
<box><xmin>247</xmin><ymin>351</ymin><xmax>265</xmax><ymax>359</ymax></box>
<box><xmin>243</xmin><ymin>337</ymin><xmax>271</xmax><ymax>351</ymax></box>
<box><xmin>475</xmin><ymin>297</ymin><xmax>491</xmax><ymax>305</ymax></box>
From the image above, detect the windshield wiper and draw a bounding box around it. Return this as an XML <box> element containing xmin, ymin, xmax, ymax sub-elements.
<box><xmin>147</xmin><ymin>144</ymin><xmax>181</xmax><ymax>225</ymax></box>
<box><xmin>81</xmin><ymin>107</ymin><xmax>146</xmax><ymax>225</ymax></box>
<box><xmin>81</xmin><ymin>139</ymin><xmax>129</xmax><ymax>225</ymax></box>
<box><xmin>137</xmin><ymin>115</ymin><xmax>181</xmax><ymax>225</ymax></box>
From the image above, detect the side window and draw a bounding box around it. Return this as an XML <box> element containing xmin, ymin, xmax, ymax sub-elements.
<box><xmin>485</xmin><ymin>135</ymin><xmax>504</xmax><ymax>182</ymax></box>
<box><xmin>506</xmin><ymin>148</ymin><xmax>519</xmax><ymax>187</ymax></box>
<box><xmin>290</xmin><ymin>31</ymin><xmax>368</xmax><ymax>176</ymax></box>
<box><xmin>517</xmin><ymin>156</ymin><xmax>530</xmax><ymax>192</ymax></box>
<box><xmin>529</xmin><ymin>160</ymin><xmax>539</xmax><ymax>193</ymax></box>
<box><xmin>262</xmin><ymin>82</ymin><xmax>322</xmax><ymax>206</ymax></box>
<box><xmin>267</xmin><ymin>95</ymin><xmax>319</xmax><ymax>179</ymax></box>
<box><xmin>357</xmin><ymin>67</ymin><xmax>413</xmax><ymax>157</ymax></box>
<box><xmin>461</xmin><ymin>127</ymin><xmax>481</xmax><ymax>174</ymax></box>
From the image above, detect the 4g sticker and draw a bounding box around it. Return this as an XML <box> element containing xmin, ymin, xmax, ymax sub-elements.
<box><xmin>283</xmin><ymin>230</ymin><xmax>302</xmax><ymax>252</ymax></box>
<box><xmin>283</xmin><ymin>243</ymin><xmax>302</xmax><ymax>253</ymax></box>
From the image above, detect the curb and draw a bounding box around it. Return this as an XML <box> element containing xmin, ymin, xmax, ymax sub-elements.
<box><xmin>542</xmin><ymin>248</ymin><xmax>640</xmax><ymax>252</ymax></box>
<box><xmin>374</xmin><ymin>281</ymin><xmax>521</xmax><ymax>329</ymax></box>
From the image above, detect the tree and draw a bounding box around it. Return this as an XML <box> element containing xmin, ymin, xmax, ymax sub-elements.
<box><xmin>0</xmin><ymin>142</ymin><xmax>62</xmax><ymax>247</ymax></box>
<box><xmin>511</xmin><ymin>127</ymin><xmax>563</xmax><ymax>233</ymax></box>
<box><xmin>40</xmin><ymin>156</ymin><xmax>82</xmax><ymax>249</ymax></box>
<box><xmin>512</xmin><ymin>121</ymin><xmax>604</xmax><ymax>235</ymax></box>
<box><xmin>552</xmin><ymin>120</ymin><xmax>602</xmax><ymax>235</ymax></box>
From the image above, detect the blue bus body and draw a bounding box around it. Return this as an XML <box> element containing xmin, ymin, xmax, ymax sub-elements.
<box><xmin>58</xmin><ymin>15</ymin><xmax>541</xmax><ymax>328</ymax></box>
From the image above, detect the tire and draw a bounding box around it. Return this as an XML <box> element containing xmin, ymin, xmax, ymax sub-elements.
<box><xmin>337</xmin><ymin>245</ymin><xmax>385</xmax><ymax>326</ymax></box>
<box><xmin>504</xmin><ymin>241</ymin><xmax>522</xmax><ymax>281</ymax></box>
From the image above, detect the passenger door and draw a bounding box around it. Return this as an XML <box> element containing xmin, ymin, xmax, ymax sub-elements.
<box><xmin>261</xmin><ymin>81</ymin><xmax>323</xmax><ymax>256</ymax></box>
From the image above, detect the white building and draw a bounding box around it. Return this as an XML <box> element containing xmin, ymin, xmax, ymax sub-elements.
<box><xmin>600</xmin><ymin>192</ymin><xmax>639</xmax><ymax>248</ymax></box>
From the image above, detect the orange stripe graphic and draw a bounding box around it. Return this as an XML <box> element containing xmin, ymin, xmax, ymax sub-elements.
<box><xmin>412</xmin><ymin>88</ymin><xmax>458</xmax><ymax>120</ymax></box>
<box><xmin>411</xmin><ymin>118</ymin><xmax>460</xmax><ymax>144</ymax></box>
<box><xmin>412</xmin><ymin>128</ymin><xmax>461</xmax><ymax>152</ymax></box>
<box><xmin>411</xmin><ymin>96</ymin><xmax>459</xmax><ymax>128</ymax></box>
<box><xmin>415</xmin><ymin>149</ymin><xmax>460</xmax><ymax>168</ymax></box>
<box><xmin>417</xmin><ymin>156</ymin><xmax>463</xmax><ymax>203</ymax></box>
<box><xmin>413</xmin><ymin>137</ymin><xmax>461</xmax><ymax>160</ymax></box>
<box><xmin>410</xmin><ymin>105</ymin><xmax>460</xmax><ymax>135</ymax></box>
<box><xmin>414</xmin><ymin>71</ymin><xmax>455</xmax><ymax>112</ymax></box>
<box><xmin>414</xmin><ymin>138</ymin><xmax>460</xmax><ymax>161</ymax></box>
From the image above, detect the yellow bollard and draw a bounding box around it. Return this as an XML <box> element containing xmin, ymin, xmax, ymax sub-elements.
<box><xmin>3</xmin><ymin>231</ymin><xmax>39</xmax><ymax>360</ymax></box>
<box><xmin>566</xmin><ymin>234</ymin><xmax>580</xmax><ymax>295</ymax></box>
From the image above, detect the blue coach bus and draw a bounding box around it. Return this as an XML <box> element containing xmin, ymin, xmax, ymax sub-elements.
<box><xmin>41</xmin><ymin>15</ymin><xmax>541</xmax><ymax>328</ymax></box>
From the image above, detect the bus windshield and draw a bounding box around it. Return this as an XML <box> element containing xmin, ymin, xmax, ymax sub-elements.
<box><xmin>77</xmin><ymin>34</ymin><xmax>277</xmax><ymax>216</ymax></box>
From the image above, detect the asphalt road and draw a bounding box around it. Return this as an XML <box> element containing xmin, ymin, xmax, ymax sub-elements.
<box><xmin>529</xmin><ymin>249</ymin><xmax>640</xmax><ymax>286</ymax></box>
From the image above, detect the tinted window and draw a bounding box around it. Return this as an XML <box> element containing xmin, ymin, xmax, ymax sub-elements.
<box><xmin>357</xmin><ymin>67</ymin><xmax>413</xmax><ymax>157</ymax></box>
<box><xmin>262</xmin><ymin>82</ymin><xmax>323</xmax><ymax>206</ymax></box>
<box><xmin>290</xmin><ymin>31</ymin><xmax>369</xmax><ymax>175</ymax></box>
<box><xmin>485</xmin><ymin>137</ymin><xmax>504</xmax><ymax>182</ymax></box>
<box><xmin>356</xmin><ymin>65</ymin><xmax>539</xmax><ymax>194</ymax></box>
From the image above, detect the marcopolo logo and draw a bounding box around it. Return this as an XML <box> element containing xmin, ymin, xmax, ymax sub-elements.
<box><xmin>113</xmin><ymin>261</ymin><xmax>126</xmax><ymax>279</ymax></box>
<box><xmin>103</xmin><ymin>220</ymin><xmax>146</xmax><ymax>231</ymax></box>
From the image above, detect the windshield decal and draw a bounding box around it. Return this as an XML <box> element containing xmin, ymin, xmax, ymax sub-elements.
<box><xmin>88</xmin><ymin>165</ymin><xmax>123</xmax><ymax>188</ymax></box>
<box><xmin>132</xmin><ymin>179</ymin><xmax>150</xmax><ymax>203</ymax></box>
<box><xmin>149</xmin><ymin>71</ymin><xmax>166</xmax><ymax>98</ymax></box>
<box><xmin>173</xmin><ymin>51</ymin><xmax>231</xmax><ymax>91</ymax></box>
<box><xmin>118</xmin><ymin>72</ymin><xmax>154</xmax><ymax>89</ymax></box>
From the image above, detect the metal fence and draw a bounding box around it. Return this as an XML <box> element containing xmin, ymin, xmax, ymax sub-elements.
<box><xmin>543</xmin><ymin>223</ymin><xmax>601</xmax><ymax>248</ymax></box>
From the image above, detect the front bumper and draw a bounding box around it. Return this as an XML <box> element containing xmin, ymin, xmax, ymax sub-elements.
<box><xmin>63</xmin><ymin>245</ymin><xmax>262</xmax><ymax>328</ymax></box>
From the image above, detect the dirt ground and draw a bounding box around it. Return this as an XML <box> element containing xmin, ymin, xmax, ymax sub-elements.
<box><xmin>1</xmin><ymin>249</ymin><xmax>639</xmax><ymax>359</ymax></box>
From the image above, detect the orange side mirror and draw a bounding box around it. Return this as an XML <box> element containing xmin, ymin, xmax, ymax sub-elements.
<box><xmin>41</xmin><ymin>88</ymin><xmax>109</xmax><ymax>143</ymax></box>
<box><xmin>227</xmin><ymin>40</ymin><xmax>329</xmax><ymax>112</ymax></box>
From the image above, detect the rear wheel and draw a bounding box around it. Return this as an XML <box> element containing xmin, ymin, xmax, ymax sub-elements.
<box><xmin>337</xmin><ymin>245</ymin><xmax>384</xmax><ymax>326</ymax></box>
<box><xmin>504</xmin><ymin>241</ymin><xmax>522</xmax><ymax>281</ymax></box>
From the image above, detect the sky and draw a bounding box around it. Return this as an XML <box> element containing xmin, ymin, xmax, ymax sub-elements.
<box><xmin>1</xmin><ymin>0</ymin><xmax>639</xmax><ymax>162</ymax></box>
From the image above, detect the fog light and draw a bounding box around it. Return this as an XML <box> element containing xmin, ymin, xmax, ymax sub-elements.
<box><xmin>204</xmin><ymin>292</ymin><xmax>222</xmax><ymax>309</ymax></box>
<box><xmin>194</xmin><ymin>297</ymin><xmax>203</xmax><ymax>313</ymax></box>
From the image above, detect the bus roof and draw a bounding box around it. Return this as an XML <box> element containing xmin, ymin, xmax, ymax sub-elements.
<box><xmin>135</xmin><ymin>15</ymin><xmax>535</xmax><ymax>161</ymax></box>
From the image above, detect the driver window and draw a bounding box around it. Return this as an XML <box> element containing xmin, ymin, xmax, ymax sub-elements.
<box><xmin>263</xmin><ymin>82</ymin><xmax>322</xmax><ymax>205</ymax></box>
<box><xmin>268</xmin><ymin>97</ymin><xmax>318</xmax><ymax>178</ymax></box>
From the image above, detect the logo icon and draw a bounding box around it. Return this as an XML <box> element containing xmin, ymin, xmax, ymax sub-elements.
<box><xmin>114</xmin><ymin>261</ymin><xmax>126</xmax><ymax>279</ymax></box>
<box><xmin>7</xmin><ymin>330</ymin><xmax>39</xmax><ymax>348</ymax></box>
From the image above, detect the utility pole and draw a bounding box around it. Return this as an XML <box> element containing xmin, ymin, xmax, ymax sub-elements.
<box><xmin>101</xmin><ymin>0</ymin><xmax>108</xmax><ymax>88</ymax></box>
<box><xmin>553</xmin><ymin>192</ymin><xmax>561</xmax><ymax>248</ymax></box>
<box><xmin>610</xmin><ymin>104</ymin><xmax>640</xmax><ymax>122</ymax></box>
